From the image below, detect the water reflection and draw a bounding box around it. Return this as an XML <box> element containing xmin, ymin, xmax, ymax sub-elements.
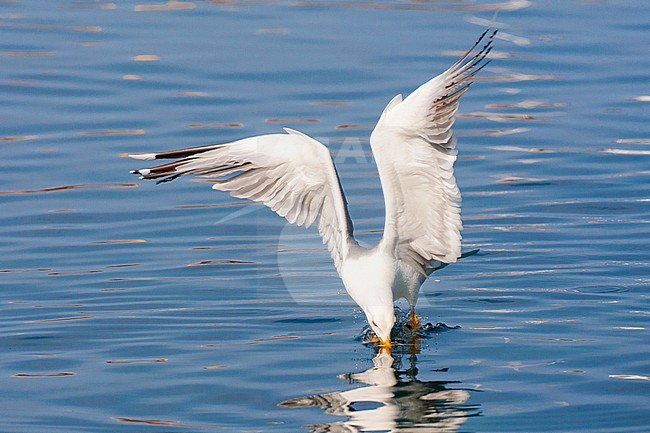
<box><xmin>279</xmin><ymin>351</ymin><xmax>480</xmax><ymax>432</ymax></box>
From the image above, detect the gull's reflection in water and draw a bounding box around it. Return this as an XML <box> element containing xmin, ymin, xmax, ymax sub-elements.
<box><xmin>279</xmin><ymin>351</ymin><xmax>481</xmax><ymax>432</ymax></box>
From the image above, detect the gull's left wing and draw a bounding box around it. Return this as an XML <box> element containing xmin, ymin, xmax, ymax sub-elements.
<box><xmin>371</xmin><ymin>29</ymin><xmax>496</xmax><ymax>277</ymax></box>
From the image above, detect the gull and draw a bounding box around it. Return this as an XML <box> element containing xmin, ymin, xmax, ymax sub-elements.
<box><xmin>130</xmin><ymin>29</ymin><xmax>496</xmax><ymax>350</ymax></box>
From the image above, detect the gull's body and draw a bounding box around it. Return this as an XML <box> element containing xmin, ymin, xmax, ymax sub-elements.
<box><xmin>130</xmin><ymin>30</ymin><xmax>496</xmax><ymax>349</ymax></box>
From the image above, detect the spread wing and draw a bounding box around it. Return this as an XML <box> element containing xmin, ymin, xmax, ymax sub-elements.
<box><xmin>130</xmin><ymin>128</ymin><xmax>356</xmax><ymax>273</ymax></box>
<box><xmin>371</xmin><ymin>29</ymin><xmax>496</xmax><ymax>277</ymax></box>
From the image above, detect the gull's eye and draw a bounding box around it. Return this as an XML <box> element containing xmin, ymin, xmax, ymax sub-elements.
<box><xmin>371</xmin><ymin>320</ymin><xmax>378</xmax><ymax>328</ymax></box>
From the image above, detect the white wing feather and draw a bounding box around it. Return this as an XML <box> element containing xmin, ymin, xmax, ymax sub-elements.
<box><xmin>371</xmin><ymin>30</ymin><xmax>496</xmax><ymax>278</ymax></box>
<box><xmin>130</xmin><ymin>128</ymin><xmax>356</xmax><ymax>273</ymax></box>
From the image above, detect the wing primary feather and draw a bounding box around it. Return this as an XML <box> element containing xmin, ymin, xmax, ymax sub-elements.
<box><xmin>448</xmin><ymin>29</ymin><xmax>496</xmax><ymax>81</ymax></box>
<box><xmin>200</xmin><ymin>164</ymin><xmax>252</xmax><ymax>179</ymax></box>
<box><xmin>447</xmin><ymin>28</ymin><xmax>491</xmax><ymax>70</ymax></box>
<box><xmin>451</xmin><ymin>46</ymin><xmax>493</xmax><ymax>83</ymax></box>
<box><xmin>133</xmin><ymin>159</ymin><xmax>252</xmax><ymax>183</ymax></box>
<box><xmin>464</xmin><ymin>56</ymin><xmax>493</xmax><ymax>81</ymax></box>
<box><xmin>145</xmin><ymin>143</ymin><xmax>224</xmax><ymax>160</ymax></box>
<box><xmin>131</xmin><ymin>159</ymin><xmax>185</xmax><ymax>178</ymax></box>
<box><xmin>449</xmin><ymin>45</ymin><xmax>493</xmax><ymax>87</ymax></box>
<box><xmin>432</xmin><ymin>83</ymin><xmax>471</xmax><ymax>109</ymax></box>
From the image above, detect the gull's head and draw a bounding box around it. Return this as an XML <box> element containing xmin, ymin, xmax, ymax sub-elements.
<box><xmin>364</xmin><ymin>305</ymin><xmax>395</xmax><ymax>350</ymax></box>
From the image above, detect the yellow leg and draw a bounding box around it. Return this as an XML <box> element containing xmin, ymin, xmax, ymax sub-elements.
<box><xmin>409</xmin><ymin>310</ymin><xmax>419</xmax><ymax>329</ymax></box>
<box><xmin>408</xmin><ymin>309</ymin><xmax>421</xmax><ymax>355</ymax></box>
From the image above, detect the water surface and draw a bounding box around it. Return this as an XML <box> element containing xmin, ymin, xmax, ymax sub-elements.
<box><xmin>1</xmin><ymin>1</ymin><xmax>649</xmax><ymax>432</ymax></box>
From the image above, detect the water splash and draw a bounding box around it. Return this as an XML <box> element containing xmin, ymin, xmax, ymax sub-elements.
<box><xmin>357</xmin><ymin>307</ymin><xmax>461</xmax><ymax>347</ymax></box>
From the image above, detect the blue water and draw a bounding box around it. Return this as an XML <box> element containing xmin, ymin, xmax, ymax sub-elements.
<box><xmin>1</xmin><ymin>1</ymin><xmax>649</xmax><ymax>432</ymax></box>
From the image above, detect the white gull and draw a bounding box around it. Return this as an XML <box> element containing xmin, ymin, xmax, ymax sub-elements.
<box><xmin>130</xmin><ymin>29</ymin><xmax>496</xmax><ymax>350</ymax></box>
